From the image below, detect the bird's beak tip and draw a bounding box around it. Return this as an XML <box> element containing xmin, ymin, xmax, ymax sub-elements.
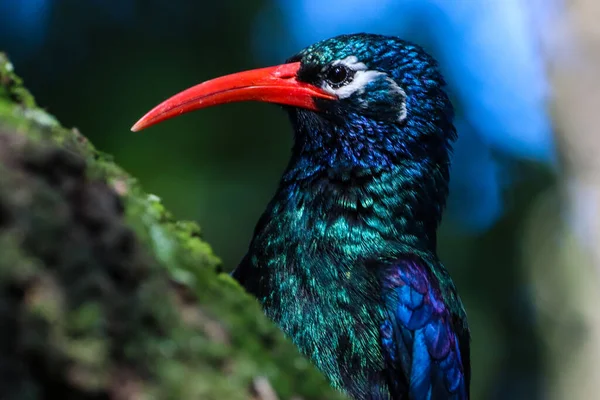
<box><xmin>130</xmin><ymin>120</ymin><xmax>144</xmax><ymax>132</ymax></box>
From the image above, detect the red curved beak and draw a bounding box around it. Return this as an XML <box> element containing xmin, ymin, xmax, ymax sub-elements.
<box><xmin>131</xmin><ymin>62</ymin><xmax>336</xmax><ymax>132</ymax></box>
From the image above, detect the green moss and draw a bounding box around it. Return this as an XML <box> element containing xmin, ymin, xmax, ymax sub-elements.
<box><xmin>0</xmin><ymin>55</ymin><xmax>36</xmax><ymax>108</ymax></box>
<box><xmin>0</xmin><ymin>52</ymin><xmax>344</xmax><ymax>399</ymax></box>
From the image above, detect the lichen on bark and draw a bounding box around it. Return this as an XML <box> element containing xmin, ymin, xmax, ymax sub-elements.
<box><xmin>0</xmin><ymin>53</ymin><xmax>343</xmax><ymax>400</ymax></box>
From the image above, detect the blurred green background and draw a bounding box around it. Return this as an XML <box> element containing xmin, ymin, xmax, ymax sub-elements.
<box><xmin>2</xmin><ymin>1</ymin><xmax>598</xmax><ymax>399</ymax></box>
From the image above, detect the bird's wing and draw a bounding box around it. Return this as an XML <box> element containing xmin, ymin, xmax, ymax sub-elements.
<box><xmin>380</xmin><ymin>258</ymin><xmax>470</xmax><ymax>399</ymax></box>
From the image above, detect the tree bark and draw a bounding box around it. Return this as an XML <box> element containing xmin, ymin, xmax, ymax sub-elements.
<box><xmin>0</xmin><ymin>54</ymin><xmax>343</xmax><ymax>400</ymax></box>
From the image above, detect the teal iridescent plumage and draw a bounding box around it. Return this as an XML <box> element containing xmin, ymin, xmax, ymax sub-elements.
<box><xmin>232</xmin><ymin>34</ymin><xmax>470</xmax><ymax>399</ymax></box>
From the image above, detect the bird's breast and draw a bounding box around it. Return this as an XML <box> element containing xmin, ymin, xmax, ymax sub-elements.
<box><xmin>234</xmin><ymin>177</ymin><xmax>424</xmax><ymax>397</ymax></box>
<box><xmin>256</xmin><ymin>252</ymin><xmax>388</xmax><ymax>393</ymax></box>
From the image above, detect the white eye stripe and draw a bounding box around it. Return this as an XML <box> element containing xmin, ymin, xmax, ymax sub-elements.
<box><xmin>321</xmin><ymin>55</ymin><xmax>408</xmax><ymax>122</ymax></box>
<box><xmin>321</xmin><ymin>56</ymin><xmax>387</xmax><ymax>99</ymax></box>
<box><xmin>326</xmin><ymin>70</ymin><xmax>387</xmax><ymax>99</ymax></box>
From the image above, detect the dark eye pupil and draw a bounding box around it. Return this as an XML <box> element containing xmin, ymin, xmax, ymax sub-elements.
<box><xmin>327</xmin><ymin>65</ymin><xmax>348</xmax><ymax>85</ymax></box>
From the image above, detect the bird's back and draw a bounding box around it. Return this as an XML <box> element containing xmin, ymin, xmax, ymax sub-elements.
<box><xmin>232</xmin><ymin>169</ymin><xmax>470</xmax><ymax>399</ymax></box>
<box><xmin>234</xmin><ymin>251</ymin><xmax>469</xmax><ymax>399</ymax></box>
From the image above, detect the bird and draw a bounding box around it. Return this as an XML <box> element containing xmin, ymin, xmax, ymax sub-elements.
<box><xmin>132</xmin><ymin>33</ymin><xmax>470</xmax><ymax>400</ymax></box>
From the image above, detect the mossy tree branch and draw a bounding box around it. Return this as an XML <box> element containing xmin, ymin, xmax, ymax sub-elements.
<box><xmin>0</xmin><ymin>53</ymin><xmax>343</xmax><ymax>400</ymax></box>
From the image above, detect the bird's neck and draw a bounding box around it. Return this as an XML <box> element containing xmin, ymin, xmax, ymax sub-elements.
<box><xmin>237</xmin><ymin>108</ymin><xmax>455</xmax><ymax>290</ymax></box>
<box><xmin>278</xmin><ymin>158</ymin><xmax>445</xmax><ymax>254</ymax></box>
<box><xmin>276</xmin><ymin>111</ymin><xmax>453</xmax><ymax>253</ymax></box>
<box><xmin>239</xmin><ymin>115</ymin><xmax>453</xmax><ymax>283</ymax></box>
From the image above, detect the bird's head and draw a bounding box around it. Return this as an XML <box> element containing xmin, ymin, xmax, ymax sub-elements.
<box><xmin>133</xmin><ymin>33</ymin><xmax>455</xmax><ymax>173</ymax></box>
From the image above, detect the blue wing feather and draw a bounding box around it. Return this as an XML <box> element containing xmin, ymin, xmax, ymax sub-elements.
<box><xmin>380</xmin><ymin>259</ymin><xmax>470</xmax><ymax>399</ymax></box>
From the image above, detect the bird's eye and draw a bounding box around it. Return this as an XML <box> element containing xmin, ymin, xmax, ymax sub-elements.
<box><xmin>325</xmin><ymin>65</ymin><xmax>352</xmax><ymax>87</ymax></box>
